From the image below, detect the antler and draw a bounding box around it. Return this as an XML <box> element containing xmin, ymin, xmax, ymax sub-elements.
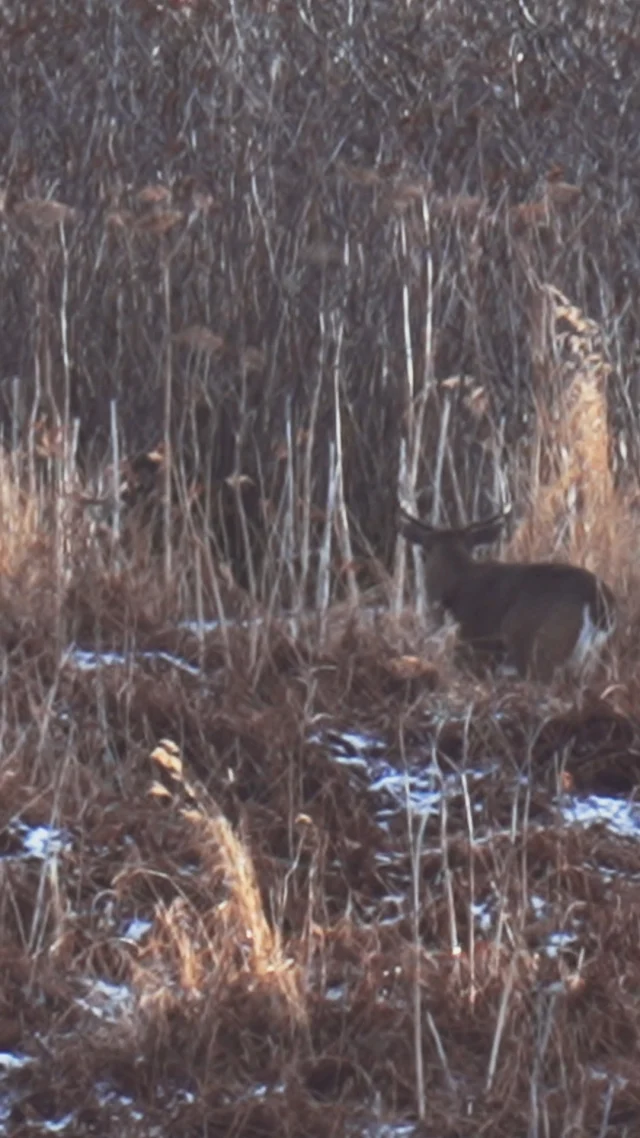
<box><xmin>398</xmin><ymin>501</ymin><xmax>512</xmax><ymax>546</ymax></box>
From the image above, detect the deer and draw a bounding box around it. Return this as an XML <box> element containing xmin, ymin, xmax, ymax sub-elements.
<box><xmin>398</xmin><ymin>503</ymin><xmax>616</xmax><ymax>681</ymax></box>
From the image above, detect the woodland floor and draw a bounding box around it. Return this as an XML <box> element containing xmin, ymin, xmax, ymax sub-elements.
<box><xmin>2</xmin><ymin>597</ymin><xmax>640</xmax><ymax>1137</ymax></box>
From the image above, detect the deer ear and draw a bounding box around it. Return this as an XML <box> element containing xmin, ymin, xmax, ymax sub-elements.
<box><xmin>463</xmin><ymin>507</ymin><xmax>511</xmax><ymax>549</ymax></box>
<box><xmin>397</xmin><ymin>505</ymin><xmax>437</xmax><ymax>548</ymax></box>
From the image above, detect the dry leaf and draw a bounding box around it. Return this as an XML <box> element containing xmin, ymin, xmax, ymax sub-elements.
<box><xmin>302</xmin><ymin>241</ymin><xmax>341</xmax><ymax>266</ymax></box>
<box><xmin>510</xmin><ymin>200</ymin><xmax>550</xmax><ymax>229</ymax></box>
<box><xmin>242</xmin><ymin>346</ymin><xmax>266</xmax><ymax>372</ymax></box>
<box><xmin>546</xmin><ymin>181</ymin><xmax>580</xmax><ymax>206</ymax></box>
<box><xmin>134</xmin><ymin>209</ymin><xmax>183</xmax><ymax>235</ymax></box>
<box><xmin>137</xmin><ymin>184</ymin><xmax>172</xmax><ymax>204</ymax></box>
<box><xmin>35</xmin><ymin>424</ymin><xmax>65</xmax><ymax>459</ymax></box>
<box><xmin>106</xmin><ymin>209</ymin><xmax>134</xmax><ymax>228</ymax></box>
<box><xmin>385</xmin><ymin>655</ymin><xmax>439</xmax><ymax>682</ymax></box>
<box><xmin>389</xmin><ymin>180</ymin><xmax>430</xmax><ymax>208</ymax></box>
<box><xmin>465</xmin><ymin>385</ymin><xmax>490</xmax><ymax>419</ymax></box>
<box><xmin>13</xmin><ymin>199</ymin><xmax>78</xmax><ymax>228</ymax></box>
<box><xmin>192</xmin><ymin>191</ymin><xmax>219</xmax><ymax>213</ymax></box>
<box><xmin>149</xmin><ymin>782</ymin><xmax>172</xmax><ymax>800</ymax></box>
<box><xmin>337</xmin><ymin>162</ymin><xmax>382</xmax><ymax>187</ymax></box>
<box><xmin>174</xmin><ymin>325</ymin><xmax>225</xmax><ymax>354</ymax></box>
<box><xmin>434</xmin><ymin>193</ymin><xmax>483</xmax><ymax>220</ymax></box>
<box><xmin>151</xmin><ymin>739</ymin><xmax>183</xmax><ymax>778</ymax></box>
<box><xmin>224</xmin><ymin>473</ymin><xmax>254</xmax><ymax>489</ymax></box>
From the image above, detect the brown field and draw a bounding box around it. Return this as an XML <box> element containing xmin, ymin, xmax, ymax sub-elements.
<box><xmin>3</xmin><ymin>581</ymin><xmax>640</xmax><ymax>1137</ymax></box>
<box><xmin>3</xmin><ymin>0</ymin><xmax>640</xmax><ymax>1135</ymax></box>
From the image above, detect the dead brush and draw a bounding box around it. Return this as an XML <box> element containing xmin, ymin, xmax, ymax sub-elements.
<box><xmin>149</xmin><ymin>739</ymin><xmax>306</xmax><ymax>1024</ymax></box>
<box><xmin>3</xmin><ymin>616</ymin><xmax>640</xmax><ymax>1134</ymax></box>
<box><xmin>508</xmin><ymin>286</ymin><xmax>640</xmax><ymax>687</ymax></box>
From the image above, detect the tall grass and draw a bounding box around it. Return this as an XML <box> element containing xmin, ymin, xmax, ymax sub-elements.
<box><xmin>2</xmin><ymin>2</ymin><xmax>640</xmax><ymax>1133</ymax></box>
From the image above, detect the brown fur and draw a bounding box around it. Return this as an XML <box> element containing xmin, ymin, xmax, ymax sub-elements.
<box><xmin>399</xmin><ymin>505</ymin><xmax>616</xmax><ymax>681</ymax></box>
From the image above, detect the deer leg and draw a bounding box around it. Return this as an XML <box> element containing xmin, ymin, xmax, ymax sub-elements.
<box><xmin>500</xmin><ymin>602</ymin><xmax>540</xmax><ymax>678</ymax></box>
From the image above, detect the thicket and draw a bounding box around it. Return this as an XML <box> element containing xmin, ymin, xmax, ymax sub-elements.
<box><xmin>1</xmin><ymin>0</ymin><xmax>640</xmax><ymax>603</ymax></box>
<box><xmin>1</xmin><ymin>2</ymin><xmax>640</xmax><ymax>1135</ymax></box>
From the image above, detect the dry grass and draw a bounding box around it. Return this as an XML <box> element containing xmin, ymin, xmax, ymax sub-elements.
<box><xmin>0</xmin><ymin>444</ymin><xmax>640</xmax><ymax>1135</ymax></box>
<box><xmin>3</xmin><ymin>1</ymin><xmax>640</xmax><ymax>1133</ymax></box>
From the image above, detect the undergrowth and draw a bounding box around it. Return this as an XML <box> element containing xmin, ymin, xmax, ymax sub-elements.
<box><xmin>0</xmin><ymin>438</ymin><xmax>640</xmax><ymax>1136</ymax></box>
<box><xmin>3</xmin><ymin>1</ymin><xmax>640</xmax><ymax>1134</ymax></box>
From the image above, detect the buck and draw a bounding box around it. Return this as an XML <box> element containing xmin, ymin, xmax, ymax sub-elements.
<box><xmin>398</xmin><ymin>503</ymin><xmax>616</xmax><ymax>681</ymax></box>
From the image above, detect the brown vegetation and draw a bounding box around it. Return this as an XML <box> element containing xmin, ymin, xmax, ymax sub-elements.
<box><xmin>3</xmin><ymin>591</ymin><xmax>640</xmax><ymax>1136</ymax></box>
<box><xmin>2</xmin><ymin>0</ymin><xmax>640</xmax><ymax>1135</ymax></box>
